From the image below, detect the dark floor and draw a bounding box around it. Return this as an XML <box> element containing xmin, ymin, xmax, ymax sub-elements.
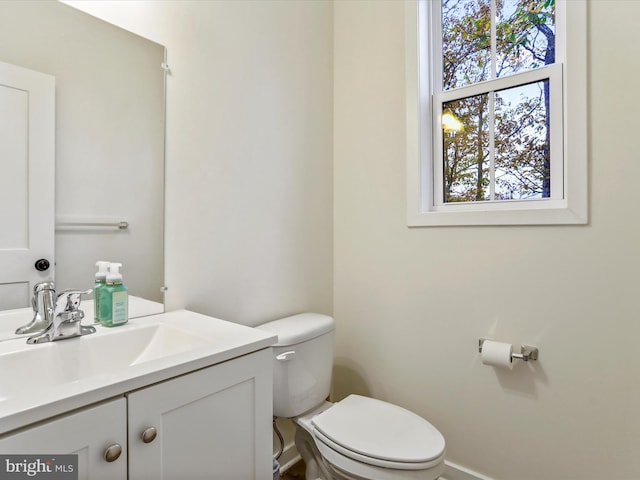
<box><xmin>280</xmin><ymin>460</ymin><xmax>305</xmax><ymax>479</ymax></box>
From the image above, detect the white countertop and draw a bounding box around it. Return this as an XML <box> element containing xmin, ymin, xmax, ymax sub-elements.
<box><xmin>0</xmin><ymin>309</ymin><xmax>277</xmax><ymax>435</ymax></box>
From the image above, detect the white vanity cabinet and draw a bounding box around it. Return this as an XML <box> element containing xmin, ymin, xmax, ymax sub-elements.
<box><xmin>0</xmin><ymin>398</ymin><xmax>128</xmax><ymax>479</ymax></box>
<box><xmin>0</xmin><ymin>348</ymin><xmax>273</xmax><ymax>480</ymax></box>
<box><xmin>128</xmin><ymin>348</ymin><xmax>273</xmax><ymax>480</ymax></box>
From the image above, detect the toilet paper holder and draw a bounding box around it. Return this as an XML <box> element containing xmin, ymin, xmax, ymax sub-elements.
<box><xmin>478</xmin><ymin>339</ymin><xmax>539</xmax><ymax>362</ymax></box>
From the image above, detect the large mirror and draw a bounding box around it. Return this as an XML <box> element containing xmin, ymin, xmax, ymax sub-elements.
<box><xmin>0</xmin><ymin>1</ymin><xmax>165</xmax><ymax>328</ymax></box>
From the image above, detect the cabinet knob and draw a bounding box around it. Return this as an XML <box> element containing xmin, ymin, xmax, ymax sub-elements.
<box><xmin>141</xmin><ymin>426</ymin><xmax>158</xmax><ymax>443</ymax></box>
<box><xmin>104</xmin><ymin>444</ymin><xmax>122</xmax><ymax>462</ymax></box>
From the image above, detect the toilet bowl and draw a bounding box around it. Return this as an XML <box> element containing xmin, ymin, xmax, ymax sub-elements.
<box><xmin>295</xmin><ymin>397</ymin><xmax>445</xmax><ymax>480</ymax></box>
<box><xmin>258</xmin><ymin>314</ymin><xmax>446</xmax><ymax>480</ymax></box>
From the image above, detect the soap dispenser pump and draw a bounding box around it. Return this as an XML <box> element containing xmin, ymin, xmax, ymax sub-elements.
<box><xmin>100</xmin><ymin>262</ymin><xmax>128</xmax><ymax>327</ymax></box>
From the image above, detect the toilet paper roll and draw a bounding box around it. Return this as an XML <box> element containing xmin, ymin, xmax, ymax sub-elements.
<box><xmin>481</xmin><ymin>340</ymin><xmax>514</xmax><ymax>369</ymax></box>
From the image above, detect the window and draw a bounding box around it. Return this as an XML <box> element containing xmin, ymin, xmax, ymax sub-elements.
<box><xmin>406</xmin><ymin>0</ymin><xmax>587</xmax><ymax>226</ymax></box>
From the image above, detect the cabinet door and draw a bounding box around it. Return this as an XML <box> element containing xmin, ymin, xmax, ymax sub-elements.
<box><xmin>0</xmin><ymin>398</ymin><xmax>127</xmax><ymax>480</ymax></box>
<box><xmin>128</xmin><ymin>349</ymin><xmax>273</xmax><ymax>480</ymax></box>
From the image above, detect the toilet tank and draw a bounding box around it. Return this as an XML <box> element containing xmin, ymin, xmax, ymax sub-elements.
<box><xmin>258</xmin><ymin>313</ymin><xmax>335</xmax><ymax>418</ymax></box>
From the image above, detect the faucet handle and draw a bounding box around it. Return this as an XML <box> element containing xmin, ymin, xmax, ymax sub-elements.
<box><xmin>57</xmin><ymin>289</ymin><xmax>92</xmax><ymax>312</ymax></box>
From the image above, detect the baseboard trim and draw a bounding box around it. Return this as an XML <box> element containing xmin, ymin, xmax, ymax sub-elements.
<box><xmin>277</xmin><ymin>441</ymin><xmax>301</xmax><ymax>473</ymax></box>
<box><xmin>276</xmin><ymin>444</ymin><xmax>494</xmax><ymax>480</ymax></box>
<box><xmin>442</xmin><ymin>461</ymin><xmax>495</xmax><ymax>480</ymax></box>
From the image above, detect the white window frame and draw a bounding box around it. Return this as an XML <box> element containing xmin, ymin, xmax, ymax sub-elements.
<box><xmin>406</xmin><ymin>0</ymin><xmax>587</xmax><ymax>226</ymax></box>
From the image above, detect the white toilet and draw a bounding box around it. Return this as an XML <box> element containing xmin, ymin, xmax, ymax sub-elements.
<box><xmin>259</xmin><ymin>313</ymin><xmax>446</xmax><ymax>480</ymax></box>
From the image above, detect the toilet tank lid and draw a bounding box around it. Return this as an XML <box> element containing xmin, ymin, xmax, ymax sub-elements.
<box><xmin>258</xmin><ymin>313</ymin><xmax>334</xmax><ymax>346</ymax></box>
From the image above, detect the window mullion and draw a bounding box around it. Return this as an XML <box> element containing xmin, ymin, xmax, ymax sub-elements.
<box><xmin>489</xmin><ymin>91</ymin><xmax>495</xmax><ymax>201</ymax></box>
<box><xmin>489</xmin><ymin>0</ymin><xmax>496</xmax><ymax>200</ymax></box>
<box><xmin>491</xmin><ymin>0</ymin><xmax>497</xmax><ymax>80</ymax></box>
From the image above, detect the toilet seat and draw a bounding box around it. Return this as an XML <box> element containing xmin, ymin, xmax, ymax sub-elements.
<box><xmin>313</xmin><ymin>428</ymin><xmax>445</xmax><ymax>471</ymax></box>
<box><xmin>313</xmin><ymin>437</ymin><xmax>445</xmax><ymax>480</ymax></box>
<box><xmin>311</xmin><ymin>395</ymin><xmax>446</xmax><ymax>471</ymax></box>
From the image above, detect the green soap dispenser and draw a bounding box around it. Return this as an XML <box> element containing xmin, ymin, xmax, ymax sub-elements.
<box><xmin>94</xmin><ymin>261</ymin><xmax>110</xmax><ymax>323</ymax></box>
<box><xmin>101</xmin><ymin>262</ymin><xmax>128</xmax><ymax>327</ymax></box>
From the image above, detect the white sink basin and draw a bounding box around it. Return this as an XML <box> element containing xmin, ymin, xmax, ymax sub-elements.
<box><xmin>0</xmin><ymin>310</ymin><xmax>277</xmax><ymax>435</ymax></box>
<box><xmin>0</xmin><ymin>323</ymin><xmax>211</xmax><ymax>400</ymax></box>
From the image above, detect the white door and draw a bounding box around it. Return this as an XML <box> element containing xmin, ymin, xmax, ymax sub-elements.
<box><xmin>0</xmin><ymin>61</ymin><xmax>55</xmax><ymax>310</ymax></box>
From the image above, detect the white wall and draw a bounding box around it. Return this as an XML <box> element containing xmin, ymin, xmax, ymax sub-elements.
<box><xmin>65</xmin><ymin>0</ymin><xmax>334</xmax><ymax>326</ymax></box>
<box><xmin>334</xmin><ymin>1</ymin><xmax>640</xmax><ymax>479</ymax></box>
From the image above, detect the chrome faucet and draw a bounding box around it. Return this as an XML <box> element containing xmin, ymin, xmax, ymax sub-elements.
<box><xmin>15</xmin><ymin>281</ymin><xmax>57</xmax><ymax>335</ymax></box>
<box><xmin>26</xmin><ymin>288</ymin><xmax>95</xmax><ymax>344</ymax></box>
